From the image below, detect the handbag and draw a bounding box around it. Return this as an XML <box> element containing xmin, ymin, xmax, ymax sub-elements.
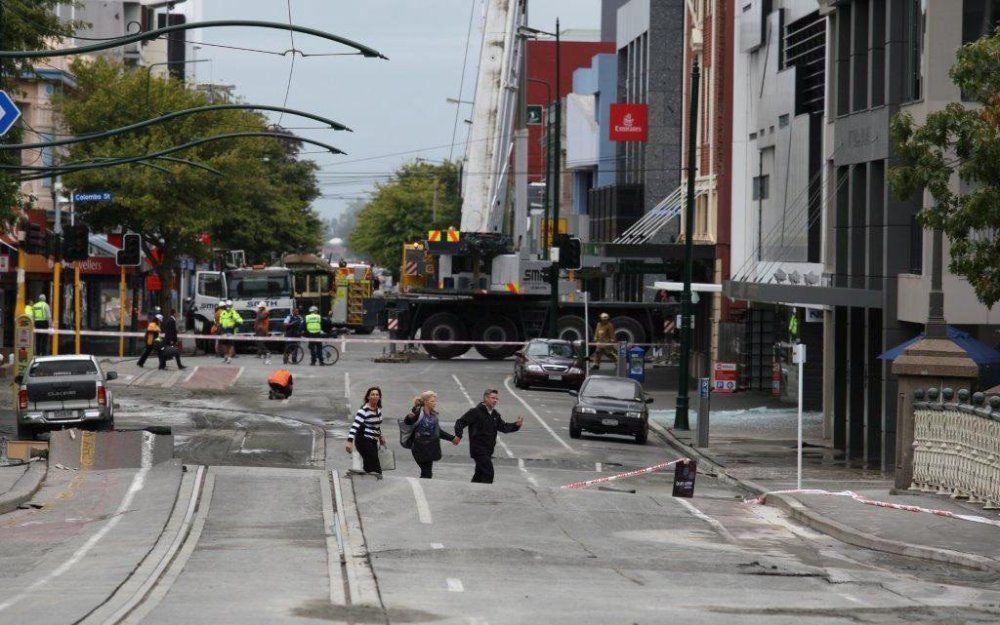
<box><xmin>398</xmin><ymin>417</ymin><xmax>417</xmax><ymax>449</ymax></box>
<box><xmin>378</xmin><ymin>445</ymin><xmax>396</xmax><ymax>471</ymax></box>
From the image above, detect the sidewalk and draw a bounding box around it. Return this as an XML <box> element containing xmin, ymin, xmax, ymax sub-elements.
<box><xmin>647</xmin><ymin>395</ymin><xmax>1000</xmax><ymax>573</ymax></box>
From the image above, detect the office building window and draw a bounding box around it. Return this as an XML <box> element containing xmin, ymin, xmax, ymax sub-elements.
<box><xmin>901</xmin><ymin>0</ymin><xmax>924</xmax><ymax>102</ymax></box>
<box><xmin>963</xmin><ymin>0</ymin><xmax>1000</xmax><ymax>43</ymax></box>
<box><xmin>752</xmin><ymin>175</ymin><xmax>770</xmax><ymax>200</ymax></box>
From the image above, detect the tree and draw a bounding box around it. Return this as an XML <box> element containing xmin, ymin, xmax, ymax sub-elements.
<box><xmin>0</xmin><ymin>0</ymin><xmax>80</xmax><ymax>225</ymax></box>
<box><xmin>349</xmin><ymin>161</ymin><xmax>461</xmax><ymax>274</ymax></box>
<box><xmin>889</xmin><ymin>26</ymin><xmax>1000</xmax><ymax>307</ymax></box>
<box><xmin>56</xmin><ymin>58</ymin><xmax>322</xmax><ymax>308</ymax></box>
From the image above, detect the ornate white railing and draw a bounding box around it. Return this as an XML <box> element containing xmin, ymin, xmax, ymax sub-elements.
<box><xmin>911</xmin><ymin>387</ymin><xmax>1000</xmax><ymax>510</ymax></box>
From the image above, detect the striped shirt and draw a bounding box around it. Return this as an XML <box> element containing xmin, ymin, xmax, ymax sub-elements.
<box><xmin>348</xmin><ymin>406</ymin><xmax>382</xmax><ymax>441</ymax></box>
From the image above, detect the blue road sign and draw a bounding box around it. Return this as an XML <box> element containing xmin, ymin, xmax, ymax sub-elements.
<box><xmin>0</xmin><ymin>91</ymin><xmax>21</xmax><ymax>137</ymax></box>
<box><xmin>73</xmin><ymin>191</ymin><xmax>113</xmax><ymax>203</ymax></box>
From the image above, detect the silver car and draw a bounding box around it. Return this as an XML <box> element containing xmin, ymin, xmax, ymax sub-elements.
<box><xmin>16</xmin><ymin>355</ymin><xmax>118</xmax><ymax>440</ymax></box>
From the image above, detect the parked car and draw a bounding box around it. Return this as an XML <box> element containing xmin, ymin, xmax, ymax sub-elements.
<box><xmin>513</xmin><ymin>338</ymin><xmax>586</xmax><ymax>390</ymax></box>
<box><xmin>568</xmin><ymin>375</ymin><xmax>653</xmax><ymax>444</ymax></box>
<box><xmin>15</xmin><ymin>355</ymin><xmax>117</xmax><ymax>440</ymax></box>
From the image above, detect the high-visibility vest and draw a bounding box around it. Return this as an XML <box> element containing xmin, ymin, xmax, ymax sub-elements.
<box><xmin>305</xmin><ymin>313</ymin><xmax>322</xmax><ymax>334</ymax></box>
<box><xmin>23</xmin><ymin>303</ymin><xmax>33</xmax><ymax>317</ymax></box>
<box><xmin>788</xmin><ymin>314</ymin><xmax>799</xmax><ymax>338</ymax></box>
<box><xmin>33</xmin><ymin>302</ymin><xmax>49</xmax><ymax>322</ymax></box>
<box><xmin>220</xmin><ymin>309</ymin><xmax>242</xmax><ymax>329</ymax></box>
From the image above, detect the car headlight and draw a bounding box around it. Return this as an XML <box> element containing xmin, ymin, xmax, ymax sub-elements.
<box><xmin>626</xmin><ymin>411</ymin><xmax>642</xmax><ymax>419</ymax></box>
<box><xmin>567</xmin><ymin>367</ymin><xmax>582</xmax><ymax>374</ymax></box>
<box><xmin>577</xmin><ymin>406</ymin><xmax>597</xmax><ymax>414</ymax></box>
<box><xmin>526</xmin><ymin>364</ymin><xmax>543</xmax><ymax>373</ymax></box>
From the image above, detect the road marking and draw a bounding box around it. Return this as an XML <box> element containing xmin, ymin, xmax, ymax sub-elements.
<box><xmin>182</xmin><ymin>366</ymin><xmax>198</xmax><ymax>384</ymax></box>
<box><xmin>320</xmin><ymin>471</ymin><xmax>347</xmax><ymax>605</ymax></box>
<box><xmin>504</xmin><ymin>376</ymin><xmax>578</xmax><ymax>454</ymax></box>
<box><xmin>280</xmin><ymin>397</ymin><xmax>290</xmax><ymax>405</ymax></box>
<box><xmin>232</xmin><ymin>366</ymin><xmax>245</xmax><ymax>385</ymax></box>
<box><xmin>675</xmin><ymin>497</ymin><xmax>737</xmax><ymax>544</ymax></box>
<box><xmin>407</xmin><ymin>477</ymin><xmax>432</xmax><ymax>524</ymax></box>
<box><xmin>447</xmin><ymin>578</ymin><xmax>464</xmax><ymax>592</ymax></box>
<box><xmin>497</xmin><ymin>440</ymin><xmax>514</xmax><ymax>458</ymax></box>
<box><xmin>344</xmin><ymin>372</ymin><xmax>350</xmax><ymax>399</ymax></box>
<box><xmin>517</xmin><ymin>458</ymin><xmax>539</xmax><ymax>486</ymax></box>
<box><xmin>596</xmin><ymin>462</ymin><xmax>602</xmax><ymax>473</ymax></box>
<box><xmin>452</xmin><ymin>374</ymin><xmax>474</xmax><ymax>406</ymax></box>
<box><xmin>0</xmin><ymin>468</ymin><xmax>150</xmax><ymax>613</ymax></box>
<box><xmin>431</xmin><ymin>543</ymin><xmax>444</xmax><ymax>550</ymax></box>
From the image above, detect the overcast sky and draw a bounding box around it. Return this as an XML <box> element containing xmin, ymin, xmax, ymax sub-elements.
<box><xmin>179</xmin><ymin>1</ymin><xmax>600</xmax><ymax>220</ymax></box>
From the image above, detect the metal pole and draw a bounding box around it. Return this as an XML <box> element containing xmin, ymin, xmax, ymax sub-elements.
<box><xmin>675</xmin><ymin>59</ymin><xmax>700</xmax><ymax>431</ymax></box>
<box><xmin>583</xmin><ymin>290</ymin><xmax>590</xmax><ymax>378</ymax></box>
<box><xmin>797</xmin><ymin>347</ymin><xmax>804</xmax><ymax>490</ymax></box>
<box><xmin>74</xmin><ymin>263</ymin><xmax>81</xmax><ymax>354</ymax></box>
<box><xmin>548</xmin><ymin>19</ymin><xmax>561</xmax><ymax>337</ymax></box>
<box><xmin>51</xmin><ymin>180</ymin><xmax>61</xmax><ymax>355</ymax></box>
<box><xmin>118</xmin><ymin>266</ymin><xmax>126</xmax><ymax>358</ymax></box>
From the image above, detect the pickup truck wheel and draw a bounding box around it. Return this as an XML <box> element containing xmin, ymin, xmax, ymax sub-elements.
<box><xmin>611</xmin><ymin>316</ymin><xmax>647</xmax><ymax>345</ymax></box>
<box><xmin>421</xmin><ymin>313</ymin><xmax>470</xmax><ymax>359</ymax></box>
<box><xmin>569</xmin><ymin>418</ymin><xmax>582</xmax><ymax>439</ymax></box>
<box><xmin>473</xmin><ymin>316</ymin><xmax>519</xmax><ymax>360</ymax></box>
<box><xmin>16</xmin><ymin>423</ymin><xmax>37</xmax><ymax>441</ymax></box>
<box><xmin>634</xmin><ymin>424</ymin><xmax>648</xmax><ymax>445</ymax></box>
<box><xmin>556</xmin><ymin>315</ymin><xmax>586</xmax><ymax>343</ymax></box>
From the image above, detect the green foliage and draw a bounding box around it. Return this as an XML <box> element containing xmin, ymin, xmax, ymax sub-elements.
<box><xmin>889</xmin><ymin>26</ymin><xmax>1000</xmax><ymax>307</ymax></box>
<box><xmin>0</xmin><ymin>0</ymin><xmax>81</xmax><ymax>225</ymax></box>
<box><xmin>55</xmin><ymin>58</ymin><xmax>322</xmax><ymax>306</ymax></box>
<box><xmin>348</xmin><ymin>161</ymin><xmax>461</xmax><ymax>275</ymax></box>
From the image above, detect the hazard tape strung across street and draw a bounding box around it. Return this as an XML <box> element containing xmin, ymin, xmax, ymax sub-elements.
<box><xmin>561</xmin><ymin>458</ymin><xmax>687</xmax><ymax>490</ymax></box>
<box><xmin>746</xmin><ymin>489</ymin><xmax>1000</xmax><ymax>529</ymax></box>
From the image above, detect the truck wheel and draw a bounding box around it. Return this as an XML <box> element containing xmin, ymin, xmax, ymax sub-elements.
<box><xmin>421</xmin><ymin>313</ymin><xmax>470</xmax><ymax>359</ymax></box>
<box><xmin>473</xmin><ymin>315</ymin><xmax>519</xmax><ymax>360</ymax></box>
<box><xmin>611</xmin><ymin>316</ymin><xmax>647</xmax><ymax>345</ymax></box>
<box><xmin>556</xmin><ymin>315</ymin><xmax>586</xmax><ymax>343</ymax></box>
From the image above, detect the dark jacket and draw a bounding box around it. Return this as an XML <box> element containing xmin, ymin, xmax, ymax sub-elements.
<box><xmin>284</xmin><ymin>315</ymin><xmax>303</xmax><ymax>338</ymax></box>
<box><xmin>404</xmin><ymin>406</ymin><xmax>456</xmax><ymax>463</ymax></box>
<box><xmin>162</xmin><ymin>316</ymin><xmax>179</xmax><ymax>346</ymax></box>
<box><xmin>454</xmin><ymin>403</ymin><xmax>520</xmax><ymax>458</ymax></box>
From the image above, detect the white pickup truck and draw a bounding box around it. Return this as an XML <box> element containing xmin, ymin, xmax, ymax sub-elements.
<box><xmin>15</xmin><ymin>355</ymin><xmax>118</xmax><ymax>440</ymax></box>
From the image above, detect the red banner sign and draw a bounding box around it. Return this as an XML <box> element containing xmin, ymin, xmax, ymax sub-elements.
<box><xmin>146</xmin><ymin>274</ymin><xmax>162</xmax><ymax>292</ymax></box>
<box><xmin>713</xmin><ymin>362</ymin><xmax>738</xmax><ymax>394</ymax></box>
<box><xmin>609</xmin><ymin>103</ymin><xmax>648</xmax><ymax>142</ymax></box>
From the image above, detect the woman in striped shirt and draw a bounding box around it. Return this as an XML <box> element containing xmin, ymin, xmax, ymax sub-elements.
<box><xmin>346</xmin><ymin>386</ymin><xmax>385</xmax><ymax>475</ymax></box>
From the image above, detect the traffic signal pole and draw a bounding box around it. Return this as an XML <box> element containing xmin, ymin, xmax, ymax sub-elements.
<box><xmin>52</xmin><ymin>263</ymin><xmax>60</xmax><ymax>355</ymax></box>
<box><xmin>118</xmin><ymin>266</ymin><xmax>126</xmax><ymax>358</ymax></box>
<box><xmin>74</xmin><ymin>263</ymin><xmax>81</xmax><ymax>354</ymax></box>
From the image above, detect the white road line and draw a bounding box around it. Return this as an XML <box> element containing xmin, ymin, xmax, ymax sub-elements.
<box><xmin>280</xmin><ymin>397</ymin><xmax>290</xmax><ymax>405</ymax></box>
<box><xmin>344</xmin><ymin>371</ymin><xmax>351</xmax><ymax>399</ymax></box>
<box><xmin>675</xmin><ymin>497</ymin><xmax>737</xmax><ymax>544</ymax></box>
<box><xmin>447</xmin><ymin>578</ymin><xmax>464</xmax><ymax>592</ymax></box>
<box><xmin>452</xmin><ymin>374</ymin><xmax>475</xmax><ymax>406</ymax></box>
<box><xmin>517</xmin><ymin>458</ymin><xmax>539</xmax><ymax>487</ymax></box>
<box><xmin>596</xmin><ymin>462</ymin><xmax>602</xmax><ymax>473</ymax></box>
<box><xmin>430</xmin><ymin>543</ymin><xmax>444</xmax><ymax>550</ymax></box>
<box><xmin>182</xmin><ymin>366</ymin><xmax>198</xmax><ymax>384</ymax></box>
<box><xmin>497</xmin><ymin>439</ymin><xmax>515</xmax><ymax>458</ymax></box>
<box><xmin>407</xmin><ymin>477</ymin><xmax>432</xmax><ymax>524</ymax></box>
<box><xmin>232</xmin><ymin>366</ymin><xmax>245</xmax><ymax>385</ymax></box>
<box><xmin>320</xmin><ymin>471</ymin><xmax>347</xmax><ymax>606</ymax></box>
<box><xmin>503</xmin><ymin>376</ymin><xmax>578</xmax><ymax>454</ymax></box>
<box><xmin>0</xmin><ymin>468</ymin><xmax>151</xmax><ymax>613</ymax></box>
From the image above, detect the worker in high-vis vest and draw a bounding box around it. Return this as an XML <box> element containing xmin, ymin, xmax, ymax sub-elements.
<box><xmin>305</xmin><ymin>305</ymin><xmax>325</xmax><ymax>366</ymax></box>
<box><xmin>219</xmin><ymin>299</ymin><xmax>243</xmax><ymax>364</ymax></box>
<box><xmin>32</xmin><ymin>294</ymin><xmax>52</xmax><ymax>354</ymax></box>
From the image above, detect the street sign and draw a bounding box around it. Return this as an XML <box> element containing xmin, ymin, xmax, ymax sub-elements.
<box><xmin>0</xmin><ymin>91</ymin><xmax>21</xmax><ymax>137</ymax></box>
<box><xmin>73</xmin><ymin>191</ymin><xmax>113</xmax><ymax>203</ymax></box>
<box><xmin>672</xmin><ymin>459</ymin><xmax>697</xmax><ymax>498</ymax></box>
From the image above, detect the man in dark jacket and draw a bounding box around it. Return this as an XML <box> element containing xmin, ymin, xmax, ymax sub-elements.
<box><xmin>159</xmin><ymin>309</ymin><xmax>186</xmax><ymax>370</ymax></box>
<box><xmin>454</xmin><ymin>388</ymin><xmax>523</xmax><ymax>483</ymax></box>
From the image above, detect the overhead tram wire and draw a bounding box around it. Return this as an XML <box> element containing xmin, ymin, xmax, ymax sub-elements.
<box><xmin>278</xmin><ymin>0</ymin><xmax>298</xmax><ymax>125</ymax></box>
<box><xmin>448</xmin><ymin>0</ymin><xmax>478</xmax><ymax>161</ymax></box>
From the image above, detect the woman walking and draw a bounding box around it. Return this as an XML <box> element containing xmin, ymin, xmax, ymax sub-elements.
<box><xmin>404</xmin><ymin>391</ymin><xmax>460</xmax><ymax>479</ymax></box>
<box><xmin>347</xmin><ymin>386</ymin><xmax>386</xmax><ymax>477</ymax></box>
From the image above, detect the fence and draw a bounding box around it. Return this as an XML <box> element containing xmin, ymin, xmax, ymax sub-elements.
<box><xmin>911</xmin><ymin>387</ymin><xmax>1000</xmax><ymax>510</ymax></box>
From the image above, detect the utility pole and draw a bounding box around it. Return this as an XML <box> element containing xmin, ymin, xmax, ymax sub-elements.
<box><xmin>675</xmin><ymin>59</ymin><xmax>700</xmax><ymax>431</ymax></box>
<box><xmin>548</xmin><ymin>18</ymin><xmax>561</xmax><ymax>337</ymax></box>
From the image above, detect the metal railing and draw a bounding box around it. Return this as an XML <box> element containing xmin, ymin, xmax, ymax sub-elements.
<box><xmin>911</xmin><ymin>387</ymin><xmax>1000</xmax><ymax>509</ymax></box>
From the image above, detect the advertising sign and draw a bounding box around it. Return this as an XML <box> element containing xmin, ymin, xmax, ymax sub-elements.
<box><xmin>713</xmin><ymin>361</ymin><xmax>738</xmax><ymax>394</ymax></box>
<box><xmin>610</xmin><ymin>103</ymin><xmax>649</xmax><ymax>142</ymax></box>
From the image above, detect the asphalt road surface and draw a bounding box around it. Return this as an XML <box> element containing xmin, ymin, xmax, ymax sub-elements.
<box><xmin>0</xmin><ymin>338</ymin><xmax>997</xmax><ymax>624</ymax></box>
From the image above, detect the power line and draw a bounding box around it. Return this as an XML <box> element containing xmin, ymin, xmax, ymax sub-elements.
<box><xmin>278</xmin><ymin>0</ymin><xmax>298</xmax><ymax>125</ymax></box>
<box><xmin>449</xmin><ymin>0</ymin><xmax>478</xmax><ymax>161</ymax></box>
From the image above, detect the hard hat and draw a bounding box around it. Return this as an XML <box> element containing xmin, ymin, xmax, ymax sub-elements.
<box><xmin>38</xmin><ymin>294</ymin><xmax>46</xmax><ymax>301</ymax></box>
<box><xmin>155</xmin><ymin>314</ymin><xmax>163</xmax><ymax>321</ymax></box>
<box><xmin>257</xmin><ymin>302</ymin><xmax>267</xmax><ymax>309</ymax></box>
<box><xmin>225</xmin><ymin>299</ymin><xmax>233</xmax><ymax>307</ymax></box>
<box><xmin>599</xmin><ymin>312</ymin><xmax>610</xmax><ymax>320</ymax></box>
<box><xmin>309</xmin><ymin>305</ymin><xmax>319</xmax><ymax>313</ymax></box>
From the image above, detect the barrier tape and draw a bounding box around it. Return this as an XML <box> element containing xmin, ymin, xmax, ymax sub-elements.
<box><xmin>561</xmin><ymin>458</ymin><xmax>687</xmax><ymax>490</ymax></box>
<box><xmin>747</xmin><ymin>488</ymin><xmax>1000</xmax><ymax>529</ymax></box>
<box><xmin>27</xmin><ymin>327</ymin><xmax>657</xmax><ymax>348</ymax></box>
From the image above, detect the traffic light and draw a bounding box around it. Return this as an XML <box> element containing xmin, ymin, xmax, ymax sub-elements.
<box><xmin>23</xmin><ymin>222</ymin><xmax>48</xmax><ymax>255</ymax></box>
<box><xmin>46</xmin><ymin>233</ymin><xmax>62</xmax><ymax>261</ymax></box>
<box><xmin>116</xmin><ymin>232</ymin><xmax>141</xmax><ymax>266</ymax></box>
<box><xmin>556</xmin><ymin>234</ymin><xmax>582</xmax><ymax>270</ymax></box>
<box><xmin>62</xmin><ymin>224</ymin><xmax>90</xmax><ymax>262</ymax></box>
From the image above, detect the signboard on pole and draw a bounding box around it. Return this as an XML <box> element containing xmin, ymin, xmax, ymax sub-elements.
<box><xmin>0</xmin><ymin>91</ymin><xmax>22</xmax><ymax>137</ymax></box>
<box><xmin>609</xmin><ymin>103</ymin><xmax>648</xmax><ymax>142</ymax></box>
<box><xmin>713</xmin><ymin>361</ymin><xmax>738</xmax><ymax>394</ymax></box>
<box><xmin>72</xmin><ymin>191</ymin><xmax>113</xmax><ymax>203</ymax></box>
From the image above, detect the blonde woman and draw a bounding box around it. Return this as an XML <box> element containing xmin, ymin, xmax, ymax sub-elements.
<box><xmin>404</xmin><ymin>391</ymin><xmax>460</xmax><ymax>479</ymax></box>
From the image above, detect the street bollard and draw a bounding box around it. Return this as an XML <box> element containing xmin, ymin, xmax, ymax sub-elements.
<box><xmin>696</xmin><ymin>377</ymin><xmax>710</xmax><ymax>447</ymax></box>
<box><xmin>616</xmin><ymin>340</ymin><xmax>628</xmax><ymax>377</ymax></box>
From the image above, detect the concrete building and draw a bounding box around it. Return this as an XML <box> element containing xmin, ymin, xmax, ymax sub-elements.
<box><xmin>73</xmin><ymin>1</ymin><xmax>190</xmax><ymax>77</ymax></box>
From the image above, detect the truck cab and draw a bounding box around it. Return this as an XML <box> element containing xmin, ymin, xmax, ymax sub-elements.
<box><xmin>193</xmin><ymin>267</ymin><xmax>295</xmax><ymax>335</ymax></box>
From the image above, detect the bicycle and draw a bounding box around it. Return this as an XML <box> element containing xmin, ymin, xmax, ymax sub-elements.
<box><xmin>286</xmin><ymin>335</ymin><xmax>341</xmax><ymax>366</ymax></box>
<box><xmin>283</xmin><ymin>341</ymin><xmax>305</xmax><ymax>365</ymax></box>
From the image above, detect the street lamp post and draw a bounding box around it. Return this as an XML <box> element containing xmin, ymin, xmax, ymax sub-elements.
<box><xmin>526</xmin><ymin>77</ymin><xmax>551</xmax><ymax>259</ymax></box>
<box><xmin>146</xmin><ymin>58</ymin><xmax>211</xmax><ymax>114</ymax></box>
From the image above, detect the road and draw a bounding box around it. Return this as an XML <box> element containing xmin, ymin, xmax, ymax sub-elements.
<box><xmin>0</xmin><ymin>338</ymin><xmax>997</xmax><ymax>624</ymax></box>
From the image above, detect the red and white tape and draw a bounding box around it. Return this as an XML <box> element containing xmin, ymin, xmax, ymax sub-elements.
<box><xmin>561</xmin><ymin>458</ymin><xmax>687</xmax><ymax>490</ymax></box>
<box><xmin>747</xmin><ymin>489</ymin><xmax>1000</xmax><ymax>528</ymax></box>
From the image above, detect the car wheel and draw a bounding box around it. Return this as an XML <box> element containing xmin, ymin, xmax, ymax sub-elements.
<box><xmin>95</xmin><ymin>419</ymin><xmax>114</xmax><ymax>432</ymax></box>
<box><xmin>569</xmin><ymin>417</ymin><xmax>582</xmax><ymax>439</ymax></box>
<box><xmin>634</xmin><ymin>424</ymin><xmax>648</xmax><ymax>445</ymax></box>
<box><xmin>514</xmin><ymin>369</ymin><xmax>527</xmax><ymax>389</ymax></box>
<box><xmin>16</xmin><ymin>422</ymin><xmax>37</xmax><ymax>441</ymax></box>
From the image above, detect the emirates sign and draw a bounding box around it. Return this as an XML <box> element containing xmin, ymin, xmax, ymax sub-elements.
<box><xmin>609</xmin><ymin>103</ymin><xmax>649</xmax><ymax>142</ymax></box>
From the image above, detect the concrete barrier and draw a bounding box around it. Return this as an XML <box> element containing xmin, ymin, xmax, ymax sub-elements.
<box><xmin>49</xmin><ymin>429</ymin><xmax>174</xmax><ymax>470</ymax></box>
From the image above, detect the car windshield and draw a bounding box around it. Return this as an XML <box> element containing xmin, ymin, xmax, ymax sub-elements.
<box><xmin>581</xmin><ymin>378</ymin><xmax>641</xmax><ymax>401</ymax></box>
<box><xmin>229</xmin><ymin>273</ymin><xmax>291</xmax><ymax>299</ymax></box>
<box><xmin>29</xmin><ymin>359</ymin><xmax>98</xmax><ymax>377</ymax></box>
<box><xmin>526</xmin><ymin>342</ymin><xmax>576</xmax><ymax>358</ymax></box>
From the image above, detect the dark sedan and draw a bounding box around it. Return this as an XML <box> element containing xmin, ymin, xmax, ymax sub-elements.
<box><xmin>568</xmin><ymin>376</ymin><xmax>653</xmax><ymax>444</ymax></box>
<box><xmin>513</xmin><ymin>339</ymin><xmax>586</xmax><ymax>390</ymax></box>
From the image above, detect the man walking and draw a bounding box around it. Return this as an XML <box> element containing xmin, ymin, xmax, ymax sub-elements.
<box><xmin>454</xmin><ymin>389</ymin><xmax>523</xmax><ymax>484</ymax></box>
<box><xmin>219</xmin><ymin>300</ymin><xmax>243</xmax><ymax>364</ymax></box>
<box><xmin>591</xmin><ymin>312</ymin><xmax>616</xmax><ymax>370</ymax></box>
<box><xmin>137</xmin><ymin>313</ymin><xmax>162</xmax><ymax>368</ymax></box>
<box><xmin>283</xmin><ymin>308</ymin><xmax>303</xmax><ymax>364</ymax></box>
<box><xmin>159</xmin><ymin>309</ymin><xmax>186</xmax><ymax>370</ymax></box>
<box><xmin>254</xmin><ymin>303</ymin><xmax>271</xmax><ymax>364</ymax></box>
<box><xmin>32</xmin><ymin>294</ymin><xmax>52</xmax><ymax>355</ymax></box>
